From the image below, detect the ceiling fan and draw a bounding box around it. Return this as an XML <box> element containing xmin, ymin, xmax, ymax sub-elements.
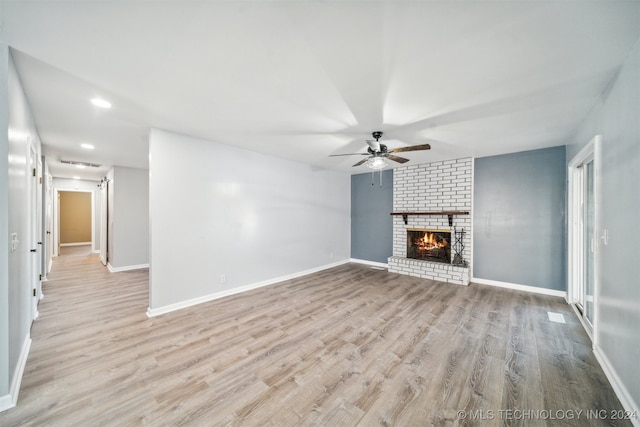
<box><xmin>330</xmin><ymin>131</ymin><xmax>431</xmax><ymax>169</ymax></box>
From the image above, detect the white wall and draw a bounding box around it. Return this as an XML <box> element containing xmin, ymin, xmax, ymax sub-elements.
<box><xmin>0</xmin><ymin>47</ymin><xmax>42</xmax><ymax>410</ymax></box>
<box><xmin>149</xmin><ymin>129</ymin><xmax>350</xmax><ymax>312</ymax></box>
<box><xmin>0</xmin><ymin>44</ymin><xmax>10</xmax><ymax>403</ymax></box>
<box><xmin>52</xmin><ymin>178</ymin><xmax>101</xmax><ymax>253</ymax></box>
<box><xmin>108</xmin><ymin>166</ymin><xmax>149</xmax><ymax>270</ymax></box>
<box><xmin>566</xmin><ymin>40</ymin><xmax>640</xmax><ymax>415</ymax></box>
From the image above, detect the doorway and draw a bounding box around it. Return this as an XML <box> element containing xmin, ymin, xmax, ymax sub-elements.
<box><xmin>54</xmin><ymin>189</ymin><xmax>94</xmax><ymax>257</ymax></box>
<box><xmin>568</xmin><ymin>135</ymin><xmax>601</xmax><ymax>341</ymax></box>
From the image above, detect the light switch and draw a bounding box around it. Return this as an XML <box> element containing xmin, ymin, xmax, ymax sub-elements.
<box><xmin>10</xmin><ymin>233</ymin><xmax>19</xmax><ymax>253</ymax></box>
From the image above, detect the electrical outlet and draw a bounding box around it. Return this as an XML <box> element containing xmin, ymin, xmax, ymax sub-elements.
<box><xmin>220</xmin><ymin>274</ymin><xmax>226</xmax><ymax>284</ymax></box>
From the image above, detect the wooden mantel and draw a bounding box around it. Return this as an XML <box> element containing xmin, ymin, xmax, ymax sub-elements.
<box><xmin>390</xmin><ymin>211</ymin><xmax>470</xmax><ymax>226</ymax></box>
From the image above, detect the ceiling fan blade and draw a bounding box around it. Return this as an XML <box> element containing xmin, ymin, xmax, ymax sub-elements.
<box><xmin>365</xmin><ymin>139</ymin><xmax>381</xmax><ymax>153</ymax></box>
<box><xmin>352</xmin><ymin>158</ymin><xmax>369</xmax><ymax>167</ymax></box>
<box><xmin>388</xmin><ymin>143</ymin><xmax>431</xmax><ymax>153</ymax></box>
<box><xmin>385</xmin><ymin>154</ymin><xmax>410</xmax><ymax>164</ymax></box>
<box><xmin>329</xmin><ymin>152</ymin><xmax>369</xmax><ymax>157</ymax></box>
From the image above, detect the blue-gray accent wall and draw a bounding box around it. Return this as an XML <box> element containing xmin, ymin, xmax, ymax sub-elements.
<box><xmin>473</xmin><ymin>146</ymin><xmax>567</xmax><ymax>290</ymax></box>
<box><xmin>351</xmin><ymin>170</ymin><xmax>393</xmax><ymax>263</ymax></box>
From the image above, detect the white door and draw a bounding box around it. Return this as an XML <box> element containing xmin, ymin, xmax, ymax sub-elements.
<box><xmin>37</xmin><ymin>156</ymin><xmax>44</xmax><ymax>287</ymax></box>
<box><xmin>29</xmin><ymin>145</ymin><xmax>40</xmax><ymax>321</ymax></box>
<box><xmin>45</xmin><ymin>174</ymin><xmax>54</xmax><ymax>274</ymax></box>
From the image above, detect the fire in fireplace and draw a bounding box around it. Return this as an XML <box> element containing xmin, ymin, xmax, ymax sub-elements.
<box><xmin>407</xmin><ymin>229</ymin><xmax>451</xmax><ymax>264</ymax></box>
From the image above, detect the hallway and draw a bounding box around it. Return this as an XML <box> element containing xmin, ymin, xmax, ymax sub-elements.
<box><xmin>1</xmin><ymin>253</ymin><xmax>149</xmax><ymax>424</ymax></box>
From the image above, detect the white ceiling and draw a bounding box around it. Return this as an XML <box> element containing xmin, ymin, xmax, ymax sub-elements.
<box><xmin>2</xmin><ymin>1</ymin><xmax>639</xmax><ymax>180</ymax></box>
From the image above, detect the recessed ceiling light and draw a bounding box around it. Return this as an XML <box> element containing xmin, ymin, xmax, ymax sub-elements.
<box><xmin>72</xmin><ymin>176</ymin><xmax>80</xmax><ymax>179</ymax></box>
<box><xmin>76</xmin><ymin>164</ymin><xmax>86</xmax><ymax>169</ymax></box>
<box><xmin>81</xmin><ymin>143</ymin><xmax>95</xmax><ymax>150</ymax></box>
<box><xmin>91</xmin><ymin>98</ymin><xmax>112</xmax><ymax>109</ymax></box>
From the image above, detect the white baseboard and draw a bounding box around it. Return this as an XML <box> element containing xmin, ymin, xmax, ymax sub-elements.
<box><xmin>91</xmin><ymin>249</ymin><xmax>100</xmax><ymax>254</ymax></box>
<box><xmin>471</xmin><ymin>277</ymin><xmax>567</xmax><ymax>298</ymax></box>
<box><xmin>147</xmin><ymin>259</ymin><xmax>350</xmax><ymax>317</ymax></box>
<box><xmin>0</xmin><ymin>335</ymin><xmax>32</xmax><ymax>413</ymax></box>
<box><xmin>349</xmin><ymin>258</ymin><xmax>388</xmax><ymax>269</ymax></box>
<box><xmin>593</xmin><ymin>346</ymin><xmax>640</xmax><ymax>427</ymax></box>
<box><xmin>59</xmin><ymin>242</ymin><xmax>91</xmax><ymax>247</ymax></box>
<box><xmin>107</xmin><ymin>263</ymin><xmax>149</xmax><ymax>273</ymax></box>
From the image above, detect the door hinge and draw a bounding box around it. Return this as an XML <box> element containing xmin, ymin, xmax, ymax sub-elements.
<box><xmin>32</xmin><ymin>168</ymin><xmax>36</xmax><ymax>177</ymax></box>
<box><xmin>39</xmin><ymin>274</ymin><xmax>42</xmax><ymax>281</ymax></box>
<box><xmin>33</xmin><ymin>289</ymin><xmax>36</xmax><ymax>297</ymax></box>
<box><xmin>39</xmin><ymin>177</ymin><xmax>43</xmax><ymax>184</ymax></box>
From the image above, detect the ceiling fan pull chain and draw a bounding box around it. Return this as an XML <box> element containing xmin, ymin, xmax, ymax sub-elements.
<box><xmin>371</xmin><ymin>170</ymin><xmax>375</xmax><ymax>186</ymax></box>
<box><xmin>379</xmin><ymin>169</ymin><xmax>383</xmax><ymax>187</ymax></box>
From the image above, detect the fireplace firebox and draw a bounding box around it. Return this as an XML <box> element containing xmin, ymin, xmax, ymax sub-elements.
<box><xmin>407</xmin><ymin>229</ymin><xmax>451</xmax><ymax>264</ymax></box>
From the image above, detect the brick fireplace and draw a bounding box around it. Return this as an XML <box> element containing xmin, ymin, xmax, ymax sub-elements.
<box><xmin>388</xmin><ymin>158</ymin><xmax>472</xmax><ymax>285</ymax></box>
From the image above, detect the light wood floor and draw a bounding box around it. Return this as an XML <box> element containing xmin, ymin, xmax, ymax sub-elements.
<box><xmin>0</xmin><ymin>254</ymin><xmax>629</xmax><ymax>426</ymax></box>
<box><xmin>58</xmin><ymin>244</ymin><xmax>92</xmax><ymax>256</ymax></box>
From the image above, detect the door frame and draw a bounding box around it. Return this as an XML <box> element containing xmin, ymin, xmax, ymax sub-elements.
<box><xmin>567</xmin><ymin>134</ymin><xmax>601</xmax><ymax>345</ymax></box>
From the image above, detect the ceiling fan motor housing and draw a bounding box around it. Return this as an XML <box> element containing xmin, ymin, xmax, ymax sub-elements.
<box><xmin>368</xmin><ymin>144</ymin><xmax>388</xmax><ymax>155</ymax></box>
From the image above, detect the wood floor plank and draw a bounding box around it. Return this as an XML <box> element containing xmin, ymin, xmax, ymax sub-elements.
<box><xmin>0</xmin><ymin>254</ymin><xmax>631</xmax><ymax>426</ymax></box>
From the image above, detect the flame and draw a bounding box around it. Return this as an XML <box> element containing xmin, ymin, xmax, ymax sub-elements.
<box><xmin>417</xmin><ymin>232</ymin><xmax>448</xmax><ymax>250</ymax></box>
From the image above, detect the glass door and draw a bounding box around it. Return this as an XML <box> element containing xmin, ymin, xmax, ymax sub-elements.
<box><xmin>569</xmin><ymin>136</ymin><xmax>600</xmax><ymax>339</ymax></box>
<box><xmin>582</xmin><ymin>159</ymin><xmax>595</xmax><ymax>326</ymax></box>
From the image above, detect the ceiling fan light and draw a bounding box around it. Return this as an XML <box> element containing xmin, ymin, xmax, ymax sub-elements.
<box><xmin>366</xmin><ymin>156</ymin><xmax>388</xmax><ymax>170</ymax></box>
